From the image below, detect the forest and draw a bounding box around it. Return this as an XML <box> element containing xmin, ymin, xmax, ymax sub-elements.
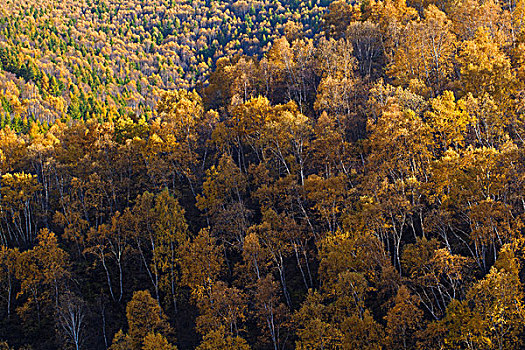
<box><xmin>2</xmin><ymin>0</ymin><xmax>525</xmax><ymax>348</ymax></box>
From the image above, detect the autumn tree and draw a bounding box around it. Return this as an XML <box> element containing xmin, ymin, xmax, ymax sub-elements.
<box><xmin>253</xmin><ymin>274</ymin><xmax>289</xmax><ymax>350</ymax></box>
<box><xmin>16</xmin><ymin>229</ymin><xmax>69</xmax><ymax>329</ymax></box>
<box><xmin>0</xmin><ymin>172</ymin><xmax>42</xmax><ymax>247</ymax></box>
<box><xmin>180</xmin><ymin>228</ymin><xmax>223</xmax><ymax>299</ymax></box>
<box><xmin>142</xmin><ymin>333</ymin><xmax>177</xmax><ymax>350</ymax></box>
<box><xmin>365</xmin><ymin>103</ymin><xmax>432</xmax><ymax>270</ymax></box>
<box><xmin>388</xmin><ymin>5</ymin><xmax>456</xmax><ymax>96</ymax></box>
<box><xmin>314</xmin><ymin>36</ymin><xmax>363</xmax><ymax>140</ymax></box>
<box><xmin>0</xmin><ymin>246</ymin><xmax>19</xmax><ymax>317</ymax></box>
<box><xmin>442</xmin><ymin>244</ymin><xmax>525</xmax><ymax>349</ymax></box>
<box><xmin>131</xmin><ymin>189</ymin><xmax>189</xmax><ymax>312</ymax></box>
<box><xmin>85</xmin><ymin>209</ymin><xmax>134</xmax><ymax>303</ymax></box>
<box><xmin>456</xmin><ymin>28</ymin><xmax>516</xmax><ymax>106</ymax></box>
<box><xmin>197</xmin><ymin>154</ymin><xmax>250</xmax><ymax>248</ymax></box>
<box><xmin>384</xmin><ymin>285</ymin><xmax>424</xmax><ymax>349</ymax></box>
<box><xmin>110</xmin><ymin>290</ymin><xmax>174</xmax><ymax>350</ymax></box>
<box><xmin>195</xmin><ymin>326</ymin><xmax>250</xmax><ymax>350</ymax></box>
<box><xmin>401</xmin><ymin>238</ymin><xmax>472</xmax><ymax>319</ymax></box>
<box><xmin>56</xmin><ymin>292</ymin><xmax>86</xmax><ymax>350</ymax></box>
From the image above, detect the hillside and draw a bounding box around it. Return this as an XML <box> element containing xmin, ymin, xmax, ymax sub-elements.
<box><xmin>2</xmin><ymin>0</ymin><xmax>525</xmax><ymax>349</ymax></box>
<box><xmin>0</xmin><ymin>0</ymin><xmax>325</xmax><ymax>125</ymax></box>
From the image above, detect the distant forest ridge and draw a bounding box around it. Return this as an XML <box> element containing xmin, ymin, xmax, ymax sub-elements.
<box><xmin>0</xmin><ymin>0</ymin><xmax>327</xmax><ymax>126</ymax></box>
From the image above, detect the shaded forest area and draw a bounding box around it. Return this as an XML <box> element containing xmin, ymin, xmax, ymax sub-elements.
<box><xmin>2</xmin><ymin>0</ymin><xmax>525</xmax><ymax>349</ymax></box>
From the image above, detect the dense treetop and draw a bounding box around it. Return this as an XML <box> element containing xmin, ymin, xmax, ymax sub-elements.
<box><xmin>2</xmin><ymin>0</ymin><xmax>525</xmax><ymax>349</ymax></box>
